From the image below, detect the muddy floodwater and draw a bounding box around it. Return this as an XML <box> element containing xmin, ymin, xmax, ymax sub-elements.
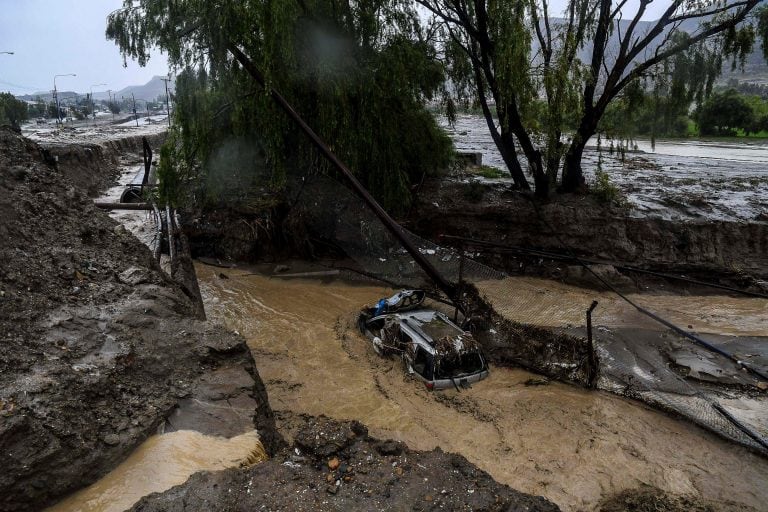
<box><xmin>197</xmin><ymin>265</ymin><xmax>768</xmax><ymax>511</ymax></box>
<box><xmin>477</xmin><ymin>276</ymin><xmax>768</xmax><ymax>336</ymax></box>
<box><xmin>47</xmin><ymin>430</ymin><xmax>266</xmax><ymax>512</ymax></box>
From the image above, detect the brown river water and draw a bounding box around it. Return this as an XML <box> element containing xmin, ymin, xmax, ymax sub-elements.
<box><xmin>477</xmin><ymin>276</ymin><xmax>768</xmax><ymax>336</ymax></box>
<box><xmin>194</xmin><ymin>265</ymin><xmax>768</xmax><ymax>511</ymax></box>
<box><xmin>47</xmin><ymin>249</ymin><xmax>768</xmax><ymax>511</ymax></box>
<box><xmin>47</xmin><ymin>430</ymin><xmax>266</xmax><ymax>512</ymax></box>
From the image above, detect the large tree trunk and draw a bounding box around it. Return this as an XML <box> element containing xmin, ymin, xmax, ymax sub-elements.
<box><xmin>473</xmin><ymin>64</ymin><xmax>530</xmax><ymax>191</ymax></box>
<box><xmin>562</xmin><ymin>117</ymin><xmax>598</xmax><ymax>193</ymax></box>
<box><xmin>545</xmin><ymin>130</ymin><xmax>562</xmax><ymax>186</ymax></box>
<box><xmin>530</xmin><ymin>150</ymin><xmax>549</xmax><ymax>198</ymax></box>
<box><xmin>561</xmin><ymin>141</ymin><xmax>586</xmax><ymax>192</ymax></box>
<box><xmin>497</xmin><ymin>129</ymin><xmax>530</xmax><ymax>190</ymax></box>
<box><xmin>498</xmin><ymin>104</ymin><xmax>549</xmax><ymax>197</ymax></box>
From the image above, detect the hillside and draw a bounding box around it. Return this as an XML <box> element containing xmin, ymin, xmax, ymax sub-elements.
<box><xmin>16</xmin><ymin>76</ymin><xmax>175</xmax><ymax>103</ymax></box>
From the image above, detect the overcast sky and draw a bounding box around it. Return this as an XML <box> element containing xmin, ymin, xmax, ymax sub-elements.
<box><xmin>0</xmin><ymin>0</ymin><xmax>168</xmax><ymax>96</ymax></box>
<box><xmin>0</xmin><ymin>0</ymin><xmax>672</xmax><ymax>97</ymax></box>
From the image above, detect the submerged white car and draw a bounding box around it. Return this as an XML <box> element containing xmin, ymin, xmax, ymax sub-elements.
<box><xmin>358</xmin><ymin>291</ymin><xmax>490</xmax><ymax>390</ymax></box>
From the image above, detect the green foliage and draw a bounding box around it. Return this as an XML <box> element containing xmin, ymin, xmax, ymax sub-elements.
<box><xmin>759</xmin><ymin>6</ymin><xmax>768</xmax><ymax>62</ymax></box>
<box><xmin>107</xmin><ymin>0</ymin><xmax>452</xmax><ymax>214</ymax></box>
<box><xmin>591</xmin><ymin>170</ymin><xmax>622</xmax><ymax>205</ymax></box>
<box><xmin>695</xmin><ymin>89</ymin><xmax>756</xmax><ymax>136</ymax></box>
<box><xmin>0</xmin><ymin>92</ymin><xmax>28</xmax><ymax>127</ymax></box>
<box><xmin>27</xmin><ymin>97</ymin><xmax>47</xmax><ymax>118</ymax></box>
<box><xmin>462</xmin><ymin>181</ymin><xmax>486</xmax><ymax>202</ymax></box>
<box><xmin>471</xmin><ymin>165</ymin><xmax>505</xmax><ymax>179</ymax></box>
<box><xmin>157</xmin><ymin>129</ymin><xmax>184</xmax><ymax>207</ymax></box>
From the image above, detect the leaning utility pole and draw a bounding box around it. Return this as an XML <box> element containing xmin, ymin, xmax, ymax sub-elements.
<box><xmin>226</xmin><ymin>43</ymin><xmax>460</xmax><ymax>308</ymax></box>
<box><xmin>160</xmin><ymin>77</ymin><xmax>172</xmax><ymax>126</ymax></box>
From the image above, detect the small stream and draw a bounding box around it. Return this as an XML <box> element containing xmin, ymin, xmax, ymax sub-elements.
<box><xmin>47</xmin><ymin>431</ymin><xmax>265</xmax><ymax>512</ymax></box>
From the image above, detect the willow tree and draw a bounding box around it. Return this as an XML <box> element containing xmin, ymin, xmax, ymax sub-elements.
<box><xmin>106</xmin><ymin>0</ymin><xmax>452</xmax><ymax>213</ymax></box>
<box><xmin>420</xmin><ymin>0</ymin><xmax>768</xmax><ymax>195</ymax></box>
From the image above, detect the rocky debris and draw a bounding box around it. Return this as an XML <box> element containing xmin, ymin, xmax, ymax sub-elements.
<box><xmin>130</xmin><ymin>417</ymin><xmax>561</xmax><ymax>512</ymax></box>
<box><xmin>0</xmin><ymin>127</ymin><xmax>281</xmax><ymax>511</ymax></box>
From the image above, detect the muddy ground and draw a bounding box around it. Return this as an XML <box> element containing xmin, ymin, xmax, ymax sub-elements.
<box><xmin>409</xmin><ymin>178</ymin><xmax>768</xmax><ymax>282</ymax></box>
<box><xmin>130</xmin><ymin>416</ymin><xmax>560</xmax><ymax>512</ymax></box>
<box><xmin>0</xmin><ymin>128</ymin><xmax>563</xmax><ymax>511</ymax></box>
<box><xmin>0</xmin><ymin>127</ymin><xmax>278</xmax><ymax>511</ymax></box>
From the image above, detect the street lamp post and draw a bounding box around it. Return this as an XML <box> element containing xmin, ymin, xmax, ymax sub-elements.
<box><xmin>160</xmin><ymin>76</ymin><xmax>172</xmax><ymax>126</ymax></box>
<box><xmin>131</xmin><ymin>92</ymin><xmax>138</xmax><ymax>127</ymax></box>
<box><xmin>107</xmin><ymin>90</ymin><xmax>115</xmax><ymax>122</ymax></box>
<box><xmin>90</xmin><ymin>83</ymin><xmax>106</xmax><ymax>121</ymax></box>
<box><xmin>53</xmin><ymin>73</ymin><xmax>76</xmax><ymax>126</ymax></box>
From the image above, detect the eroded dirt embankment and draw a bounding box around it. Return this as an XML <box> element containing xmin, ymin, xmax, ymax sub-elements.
<box><xmin>0</xmin><ymin>128</ymin><xmax>279</xmax><ymax>511</ymax></box>
<box><xmin>130</xmin><ymin>416</ymin><xmax>560</xmax><ymax>512</ymax></box>
<box><xmin>410</xmin><ymin>179</ymin><xmax>768</xmax><ymax>279</ymax></box>
<box><xmin>1</xmin><ymin>128</ymin><xmax>560</xmax><ymax>512</ymax></box>
<box><xmin>37</xmin><ymin>130</ymin><xmax>167</xmax><ymax>197</ymax></box>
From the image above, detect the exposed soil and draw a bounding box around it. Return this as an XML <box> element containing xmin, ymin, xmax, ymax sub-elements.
<box><xmin>130</xmin><ymin>416</ymin><xmax>560</xmax><ymax>512</ymax></box>
<box><xmin>1</xmin><ymin>127</ymin><xmax>565</xmax><ymax>512</ymax></box>
<box><xmin>0</xmin><ymin>127</ymin><xmax>279</xmax><ymax>511</ymax></box>
<box><xmin>409</xmin><ymin>178</ymin><xmax>768</xmax><ymax>282</ymax></box>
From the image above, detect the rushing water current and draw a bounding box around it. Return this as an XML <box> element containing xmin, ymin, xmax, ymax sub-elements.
<box><xmin>63</xmin><ymin>151</ymin><xmax>768</xmax><ymax>512</ymax></box>
<box><xmin>195</xmin><ymin>265</ymin><xmax>768</xmax><ymax>511</ymax></box>
<box><xmin>47</xmin><ymin>430</ymin><xmax>266</xmax><ymax>512</ymax></box>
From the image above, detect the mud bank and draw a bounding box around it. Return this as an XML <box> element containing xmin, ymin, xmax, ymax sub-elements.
<box><xmin>130</xmin><ymin>416</ymin><xmax>559</xmax><ymax>512</ymax></box>
<box><xmin>37</xmin><ymin>131</ymin><xmax>167</xmax><ymax>197</ymax></box>
<box><xmin>0</xmin><ymin>128</ymin><xmax>278</xmax><ymax>511</ymax></box>
<box><xmin>410</xmin><ymin>179</ymin><xmax>768</xmax><ymax>279</ymax></box>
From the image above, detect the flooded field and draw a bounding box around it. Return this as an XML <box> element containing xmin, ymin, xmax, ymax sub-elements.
<box><xmin>442</xmin><ymin>114</ymin><xmax>768</xmax><ymax>222</ymax></box>
<box><xmin>196</xmin><ymin>265</ymin><xmax>768</xmax><ymax>511</ymax></box>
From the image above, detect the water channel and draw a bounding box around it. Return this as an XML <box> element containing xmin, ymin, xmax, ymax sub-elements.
<box><xmin>192</xmin><ymin>265</ymin><xmax>768</xmax><ymax>511</ymax></box>
<box><xmin>51</xmin><ymin>134</ymin><xmax>768</xmax><ymax>511</ymax></box>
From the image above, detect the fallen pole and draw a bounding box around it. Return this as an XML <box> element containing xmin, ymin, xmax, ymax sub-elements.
<box><xmin>94</xmin><ymin>202</ymin><xmax>153</xmax><ymax>210</ymax></box>
<box><xmin>226</xmin><ymin>43</ymin><xmax>461</xmax><ymax>311</ymax></box>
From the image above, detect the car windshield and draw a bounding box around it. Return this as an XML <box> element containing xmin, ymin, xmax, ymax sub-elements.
<box><xmin>434</xmin><ymin>352</ymin><xmax>485</xmax><ymax>379</ymax></box>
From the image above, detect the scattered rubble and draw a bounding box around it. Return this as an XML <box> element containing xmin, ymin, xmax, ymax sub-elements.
<box><xmin>130</xmin><ymin>417</ymin><xmax>561</xmax><ymax>512</ymax></box>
